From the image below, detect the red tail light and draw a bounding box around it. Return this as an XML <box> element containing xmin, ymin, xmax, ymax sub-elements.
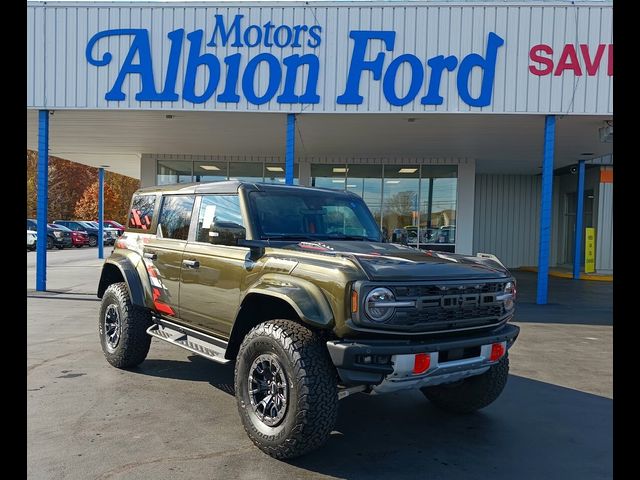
<box><xmin>489</xmin><ymin>343</ymin><xmax>506</xmax><ymax>362</ymax></box>
<box><xmin>413</xmin><ymin>353</ymin><xmax>431</xmax><ymax>374</ymax></box>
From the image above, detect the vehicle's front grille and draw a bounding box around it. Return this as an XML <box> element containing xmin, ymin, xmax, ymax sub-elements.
<box><xmin>358</xmin><ymin>281</ymin><xmax>509</xmax><ymax>333</ymax></box>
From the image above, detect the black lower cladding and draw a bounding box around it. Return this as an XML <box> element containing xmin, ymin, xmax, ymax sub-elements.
<box><xmin>327</xmin><ymin>323</ymin><xmax>520</xmax><ymax>385</ymax></box>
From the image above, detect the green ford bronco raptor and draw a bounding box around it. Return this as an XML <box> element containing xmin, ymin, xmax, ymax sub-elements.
<box><xmin>97</xmin><ymin>181</ymin><xmax>519</xmax><ymax>459</ymax></box>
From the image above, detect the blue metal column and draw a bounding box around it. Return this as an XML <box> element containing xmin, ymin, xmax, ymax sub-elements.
<box><xmin>98</xmin><ymin>168</ymin><xmax>105</xmax><ymax>259</ymax></box>
<box><xmin>285</xmin><ymin>114</ymin><xmax>295</xmax><ymax>185</ymax></box>
<box><xmin>36</xmin><ymin>110</ymin><xmax>49</xmax><ymax>292</ymax></box>
<box><xmin>573</xmin><ymin>160</ymin><xmax>586</xmax><ymax>279</ymax></box>
<box><xmin>536</xmin><ymin>115</ymin><xmax>556</xmax><ymax>304</ymax></box>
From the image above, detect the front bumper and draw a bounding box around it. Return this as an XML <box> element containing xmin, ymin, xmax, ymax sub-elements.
<box><xmin>53</xmin><ymin>236</ymin><xmax>73</xmax><ymax>248</ymax></box>
<box><xmin>326</xmin><ymin>324</ymin><xmax>519</xmax><ymax>391</ymax></box>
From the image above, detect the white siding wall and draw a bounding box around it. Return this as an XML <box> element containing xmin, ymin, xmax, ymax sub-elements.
<box><xmin>27</xmin><ymin>1</ymin><xmax>613</xmax><ymax>114</ymax></box>
<box><xmin>474</xmin><ymin>174</ymin><xmax>543</xmax><ymax>268</ymax></box>
<box><xmin>596</xmin><ymin>181</ymin><xmax>613</xmax><ymax>273</ymax></box>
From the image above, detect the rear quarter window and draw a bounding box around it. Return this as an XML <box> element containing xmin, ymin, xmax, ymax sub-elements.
<box><xmin>128</xmin><ymin>194</ymin><xmax>157</xmax><ymax>231</ymax></box>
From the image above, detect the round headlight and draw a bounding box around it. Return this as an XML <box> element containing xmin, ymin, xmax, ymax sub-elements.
<box><xmin>504</xmin><ymin>281</ymin><xmax>516</xmax><ymax>310</ymax></box>
<box><xmin>364</xmin><ymin>287</ymin><xmax>396</xmax><ymax>322</ymax></box>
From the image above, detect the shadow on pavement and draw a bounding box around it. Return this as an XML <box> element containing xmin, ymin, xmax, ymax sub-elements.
<box><xmin>132</xmin><ymin>356</ymin><xmax>612</xmax><ymax>480</ymax></box>
<box><xmin>512</xmin><ymin>271</ymin><xmax>612</xmax><ymax>326</ymax></box>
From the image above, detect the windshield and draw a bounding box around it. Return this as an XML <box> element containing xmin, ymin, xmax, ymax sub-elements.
<box><xmin>106</xmin><ymin>221</ymin><xmax>123</xmax><ymax>228</ymax></box>
<box><xmin>248</xmin><ymin>190</ymin><xmax>381</xmax><ymax>242</ymax></box>
<box><xmin>79</xmin><ymin>221</ymin><xmax>97</xmax><ymax>229</ymax></box>
<box><xmin>49</xmin><ymin>224</ymin><xmax>70</xmax><ymax>231</ymax></box>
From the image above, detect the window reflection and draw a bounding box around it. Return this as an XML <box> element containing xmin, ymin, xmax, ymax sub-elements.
<box><xmin>420</xmin><ymin>166</ymin><xmax>458</xmax><ymax>248</ymax></box>
<box><xmin>157</xmin><ymin>160</ymin><xmax>192</xmax><ymax>185</ymax></box>
<box><xmin>381</xmin><ymin>166</ymin><xmax>420</xmax><ymax>244</ymax></box>
<box><xmin>345</xmin><ymin>165</ymin><xmax>383</xmax><ymax>226</ymax></box>
<box><xmin>194</xmin><ymin>161</ymin><xmax>227</xmax><ymax>183</ymax></box>
<box><xmin>310</xmin><ymin>164</ymin><xmax>348</xmax><ymax>190</ymax></box>
<box><xmin>264</xmin><ymin>164</ymin><xmax>300</xmax><ymax>185</ymax></box>
<box><xmin>229</xmin><ymin>162</ymin><xmax>264</xmax><ymax>182</ymax></box>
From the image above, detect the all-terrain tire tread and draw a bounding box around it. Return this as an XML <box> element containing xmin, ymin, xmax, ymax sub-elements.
<box><xmin>235</xmin><ymin>319</ymin><xmax>338</xmax><ymax>459</ymax></box>
<box><xmin>99</xmin><ymin>282</ymin><xmax>152</xmax><ymax>369</ymax></box>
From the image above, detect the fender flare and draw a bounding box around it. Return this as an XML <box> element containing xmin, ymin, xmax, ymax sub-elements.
<box><xmin>241</xmin><ymin>273</ymin><xmax>335</xmax><ymax>329</ymax></box>
<box><xmin>97</xmin><ymin>253</ymin><xmax>154</xmax><ymax>308</ymax></box>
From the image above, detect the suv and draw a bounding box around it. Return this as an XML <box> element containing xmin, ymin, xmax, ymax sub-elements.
<box><xmin>97</xmin><ymin>182</ymin><xmax>519</xmax><ymax>459</ymax></box>
<box><xmin>27</xmin><ymin>219</ymin><xmax>72</xmax><ymax>250</ymax></box>
<box><xmin>53</xmin><ymin>220</ymin><xmax>108</xmax><ymax>247</ymax></box>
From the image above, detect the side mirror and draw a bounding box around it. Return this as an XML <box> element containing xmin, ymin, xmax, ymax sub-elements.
<box><xmin>209</xmin><ymin>221</ymin><xmax>246</xmax><ymax>246</ymax></box>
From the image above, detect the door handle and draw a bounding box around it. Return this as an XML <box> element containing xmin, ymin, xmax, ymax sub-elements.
<box><xmin>183</xmin><ymin>259</ymin><xmax>200</xmax><ymax>269</ymax></box>
<box><xmin>144</xmin><ymin>252</ymin><xmax>157</xmax><ymax>260</ymax></box>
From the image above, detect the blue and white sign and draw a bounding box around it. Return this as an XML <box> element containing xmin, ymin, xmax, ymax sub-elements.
<box><xmin>86</xmin><ymin>14</ymin><xmax>503</xmax><ymax>108</ymax></box>
<box><xmin>27</xmin><ymin>3</ymin><xmax>613</xmax><ymax>114</ymax></box>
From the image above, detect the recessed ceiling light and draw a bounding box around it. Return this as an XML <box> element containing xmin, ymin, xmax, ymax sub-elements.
<box><xmin>398</xmin><ymin>168</ymin><xmax>418</xmax><ymax>174</ymax></box>
<box><xmin>333</xmin><ymin>167</ymin><xmax>348</xmax><ymax>173</ymax></box>
<box><xmin>266</xmin><ymin>166</ymin><xmax>284</xmax><ymax>172</ymax></box>
<box><xmin>386</xmin><ymin>180</ymin><xmax>401</xmax><ymax>184</ymax></box>
<box><xmin>346</xmin><ymin>184</ymin><xmax>357</xmax><ymax>188</ymax></box>
<box><xmin>199</xmin><ymin>165</ymin><xmax>221</xmax><ymax>171</ymax></box>
<box><xmin>587</xmin><ymin>195</ymin><xmax>595</xmax><ymax>199</ymax></box>
<box><xmin>332</xmin><ymin>179</ymin><xmax>346</xmax><ymax>183</ymax></box>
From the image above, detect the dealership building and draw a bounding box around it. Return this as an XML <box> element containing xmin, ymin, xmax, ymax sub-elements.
<box><xmin>27</xmin><ymin>0</ymin><xmax>613</xmax><ymax>301</ymax></box>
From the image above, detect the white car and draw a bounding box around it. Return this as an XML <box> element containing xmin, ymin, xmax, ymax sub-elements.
<box><xmin>27</xmin><ymin>229</ymin><xmax>37</xmax><ymax>251</ymax></box>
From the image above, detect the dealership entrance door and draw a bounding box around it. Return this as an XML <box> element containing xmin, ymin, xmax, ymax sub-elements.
<box><xmin>561</xmin><ymin>190</ymin><xmax>594</xmax><ymax>268</ymax></box>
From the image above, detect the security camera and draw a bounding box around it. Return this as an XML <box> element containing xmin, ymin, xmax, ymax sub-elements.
<box><xmin>570</xmin><ymin>166</ymin><xmax>577</xmax><ymax>174</ymax></box>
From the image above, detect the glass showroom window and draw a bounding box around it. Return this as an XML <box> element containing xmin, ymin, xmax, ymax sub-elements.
<box><xmin>229</xmin><ymin>162</ymin><xmax>264</xmax><ymax>182</ymax></box>
<box><xmin>420</xmin><ymin>165</ymin><xmax>458</xmax><ymax>249</ymax></box>
<box><xmin>381</xmin><ymin>165</ymin><xmax>420</xmax><ymax>244</ymax></box>
<box><xmin>345</xmin><ymin>164</ymin><xmax>383</xmax><ymax>226</ymax></box>
<box><xmin>264</xmin><ymin>164</ymin><xmax>300</xmax><ymax>184</ymax></box>
<box><xmin>310</xmin><ymin>164</ymin><xmax>348</xmax><ymax>190</ymax></box>
<box><xmin>157</xmin><ymin>160</ymin><xmax>193</xmax><ymax>185</ymax></box>
<box><xmin>194</xmin><ymin>161</ymin><xmax>228</xmax><ymax>182</ymax></box>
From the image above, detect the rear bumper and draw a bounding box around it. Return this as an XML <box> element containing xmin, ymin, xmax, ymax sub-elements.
<box><xmin>326</xmin><ymin>323</ymin><xmax>519</xmax><ymax>388</ymax></box>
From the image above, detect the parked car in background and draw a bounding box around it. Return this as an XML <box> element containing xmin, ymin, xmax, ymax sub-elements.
<box><xmin>85</xmin><ymin>221</ymin><xmax>118</xmax><ymax>245</ymax></box>
<box><xmin>27</xmin><ymin>219</ymin><xmax>72</xmax><ymax>250</ymax></box>
<box><xmin>27</xmin><ymin>230</ymin><xmax>37</xmax><ymax>251</ymax></box>
<box><xmin>53</xmin><ymin>220</ymin><xmax>106</xmax><ymax>247</ymax></box>
<box><xmin>49</xmin><ymin>223</ymin><xmax>88</xmax><ymax>248</ymax></box>
<box><xmin>101</xmin><ymin>220</ymin><xmax>125</xmax><ymax>236</ymax></box>
<box><xmin>436</xmin><ymin>225</ymin><xmax>456</xmax><ymax>244</ymax></box>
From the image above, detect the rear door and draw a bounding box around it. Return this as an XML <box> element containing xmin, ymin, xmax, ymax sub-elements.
<box><xmin>178</xmin><ymin>194</ymin><xmax>249</xmax><ymax>337</ymax></box>
<box><xmin>143</xmin><ymin>195</ymin><xmax>196</xmax><ymax>319</ymax></box>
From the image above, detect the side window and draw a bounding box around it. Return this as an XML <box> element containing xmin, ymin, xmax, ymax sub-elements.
<box><xmin>158</xmin><ymin>195</ymin><xmax>195</xmax><ymax>240</ymax></box>
<box><xmin>196</xmin><ymin>195</ymin><xmax>244</xmax><ymax>243</ymax></box>
<box><xmin>128</xmin><ymin>194</ymin><xmax>156</xmax><ymax>230</ymax></box>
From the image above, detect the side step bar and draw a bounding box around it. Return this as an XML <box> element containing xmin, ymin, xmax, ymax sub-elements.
<box><xmin>146</xmin><ymin>317</ymin><xmax>230</xmax><ymax>364</ymax></box>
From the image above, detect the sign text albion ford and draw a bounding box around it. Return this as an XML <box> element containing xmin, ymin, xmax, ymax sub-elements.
<box><xmin>86</xmin><ymin>14</ymin><xmax>504</xmax><ymax>107</ymax></box>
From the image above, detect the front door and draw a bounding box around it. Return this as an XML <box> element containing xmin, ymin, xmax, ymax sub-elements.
<box><xmin>179</xmin><ymin>194</ymin><xmax>249</xmax><ymax>338</ymax></box>
<box><xmin>143</xmin><ymin>194</ymin><xmax>196</xmax><ymax>319</ymax></box>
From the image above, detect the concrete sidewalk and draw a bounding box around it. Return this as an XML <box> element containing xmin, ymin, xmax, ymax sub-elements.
<box><xmin>27</xmin><ymin>249</ymin><xmax>612</xmax><ymax>480</ymax></box>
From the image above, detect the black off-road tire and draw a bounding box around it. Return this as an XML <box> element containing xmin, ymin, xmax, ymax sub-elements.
<box><xmin>99</xmin><ymin>282</ymin><xmax>152</xmax><ymax>369</ymax></box>
<box><xmin>234</xmin><ymin>319</ymin><xmax>339</xmax><ymax>459</ymax></box>
<box><xmin>421</xmin><ymin>356</ymin><xmax>510</xmax><ymax>414</ymax></box>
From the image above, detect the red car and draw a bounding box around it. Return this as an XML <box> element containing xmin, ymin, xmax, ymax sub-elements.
<box><xmin>100</xmin><ymin>220</ymin><xmax>125</xmax><ymax>236</ymax></box>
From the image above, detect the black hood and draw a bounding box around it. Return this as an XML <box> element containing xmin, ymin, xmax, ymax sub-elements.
<box><xmin>283</xmin><ymin>241</ymin><xmax>509</xmax><ymax>281</ymax></box>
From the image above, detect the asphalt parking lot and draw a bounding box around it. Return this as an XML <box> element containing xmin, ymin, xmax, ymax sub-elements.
<box><xmin>27</xmin><ymin>248</ymin><xmax>612</xmax><ymax>480</ymax></box>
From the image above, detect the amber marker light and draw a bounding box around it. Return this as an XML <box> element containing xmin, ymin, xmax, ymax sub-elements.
<box><xmin>351</xmin><ymin>290</ymin><xmax>359</xmax><ymax>313</ymax></box>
